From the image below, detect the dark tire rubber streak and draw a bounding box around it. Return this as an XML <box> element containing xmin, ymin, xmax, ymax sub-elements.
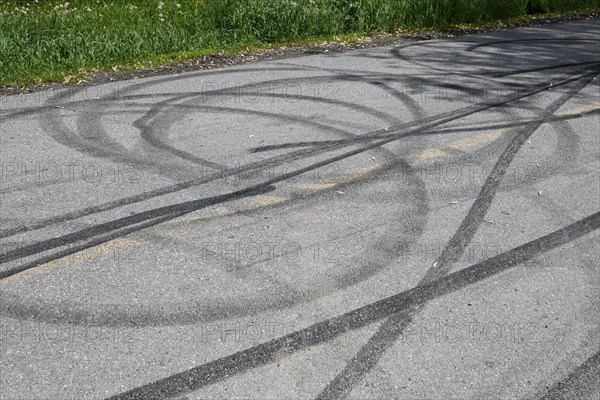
<box><xmin>539</xmin><ymin>351</ymin><xmax>600</xmax><ymax>400</ymax></box>
<box><xmin>249</xmin><ymin>109</ymin><xmax>600</xmax><ymax>153</ymax></box>
<box><xmin>106</xmin><ymin>211</ymin><xmax>600</xmax><ymax>400</ymax></box>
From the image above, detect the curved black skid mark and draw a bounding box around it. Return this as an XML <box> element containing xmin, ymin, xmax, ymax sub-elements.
<box><xmin>1</xmin><ymin>70</ymin><xmax>416</xmax><ymax>238</ymax></box>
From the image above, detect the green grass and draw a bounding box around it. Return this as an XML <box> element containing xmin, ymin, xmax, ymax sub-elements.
<box><xmin>0</xmin><ymin>0</ymin><xmax>598</xmax><ymax>85</ymax></box>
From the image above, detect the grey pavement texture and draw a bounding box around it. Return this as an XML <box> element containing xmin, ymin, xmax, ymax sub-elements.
<box><xmin>0</xmin><ymin>19</ymin><xmax>599</xmax><ymax>400</ymax></box>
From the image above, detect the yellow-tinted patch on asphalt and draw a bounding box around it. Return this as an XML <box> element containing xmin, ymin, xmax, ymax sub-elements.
<box><xmin>294</xmin><ymin>182</ymin><xmax>339</xmax><ymax>192</ymax></box>
<box><xmin>406</xmin><ymin>127</ymin><xmax>513</xmax><ymax>163</ymax></box>
<box><xmin>0</xmin><ymin>238</ymin><xmax>138</xmax><ymax>285</ymax></box>
<box><xmin>239</xmin><ymin>194</ymin><xmax>288</xmax><ymax>210</ymax></box>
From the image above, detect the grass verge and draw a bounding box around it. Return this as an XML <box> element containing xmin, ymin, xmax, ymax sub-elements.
<box><xmin>0</xmin><ymin>0</ymin><xmax>598</xmax><ymax>86</ymax></box>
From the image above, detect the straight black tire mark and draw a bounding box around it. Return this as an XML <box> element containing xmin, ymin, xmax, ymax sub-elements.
<box><xmin>0</xmin><ymin>184</ymin><xmax>275</xmax><ymax>270</ymax></box>
<box><xmin>491</xmin><ymin>60</ymin><xmax>600</xmax><ymax>78</ymax></box>
<box><xmin>105</xmin><ymin>211</ymin><xmax>600</xmax><ymax>400</ymax></box>
<box><xmin>249</xmin><ymin>108</ymin><xmax>600</xmax><ymax>153</ymax></box>
<box><xmin>539</xmin><ymin>350</ymin><xmax>600</xmax><ymax>400</ymax></box>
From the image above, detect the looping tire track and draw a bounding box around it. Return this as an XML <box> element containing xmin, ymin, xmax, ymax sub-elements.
<box><xmin>2</xmin><ymin>59</ymin><xmax>438</xmax><ymax>326</ymax></box>
<box><xmin>0</xmin><ymin>34</ymin><xmax>599</xmax><ymax>400</ymax></box>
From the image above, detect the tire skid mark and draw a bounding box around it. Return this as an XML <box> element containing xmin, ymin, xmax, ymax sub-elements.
<box><xmin>465</xmin><ymin>38</ymin><xmax>600</xmax><ymax>53</ymax></box>
<box><xmin>45</xmin><ymin>75</ymin><xmax>338</xmax><ymax>181</ymax></box>
<box><xmin>491</xmin><ymin>60</ymin><xmax>600</xmax><ymax>78</ymax></box>
<box><xmin>431</xmin><ymin>100</ymin><xmax>600</xmax><ymax>219</ymax></box>
<box><xmin>124</xmin><ymin>79</ymin><xmax>427</xmax><ymax>319</ymax></box>
<box><xmin>248</xmin><ymin>60</ymin><xmax>598</xmax><ymax>153</ymax></box>
<box><xmin>0</xmin><ymin>120</ymin><xmax>519</xmax><ymax>286</ymax></box>
<box><xmin>248</xmin><ymin>107</ymin><xmax>599</xmax><ymax>153</ymax></box>
<box><xmin>133</xmin><ymin>88</ymin><xmax>405</xmax><ymax>169</ymax></box>
<box><xmin>127</xmin><ymin>71</ymin><xmax>413</xmax><ymax>172</ymax></box>
<box><xmin>41</xmin><ymin>67</ymin><xmax>367</xmax><ymax>181</ymax></box>
<box><xmin>0</xmin><ymin>64</ymin><xmax>594</xmax><ymax>373</ymax></box>
<box><xmin>538</xmin><ymin>350</ymin><xmax>600</xmax><ymax>400</ymax></box>
<box><xmin>134</xmin><ymin>101</ymin><xmax>372</xmax><ymax>163</ymax></box>
<box><xmin>127</xmin><ymin>69</ymin><xmax>427</xmax><ymax>308</ymax></box>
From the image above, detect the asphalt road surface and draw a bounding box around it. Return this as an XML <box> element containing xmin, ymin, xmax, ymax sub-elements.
<box><xmin>1</xmin><ymin>19</ymin><xmax>599</xmax><ymax>400</ymax></box>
